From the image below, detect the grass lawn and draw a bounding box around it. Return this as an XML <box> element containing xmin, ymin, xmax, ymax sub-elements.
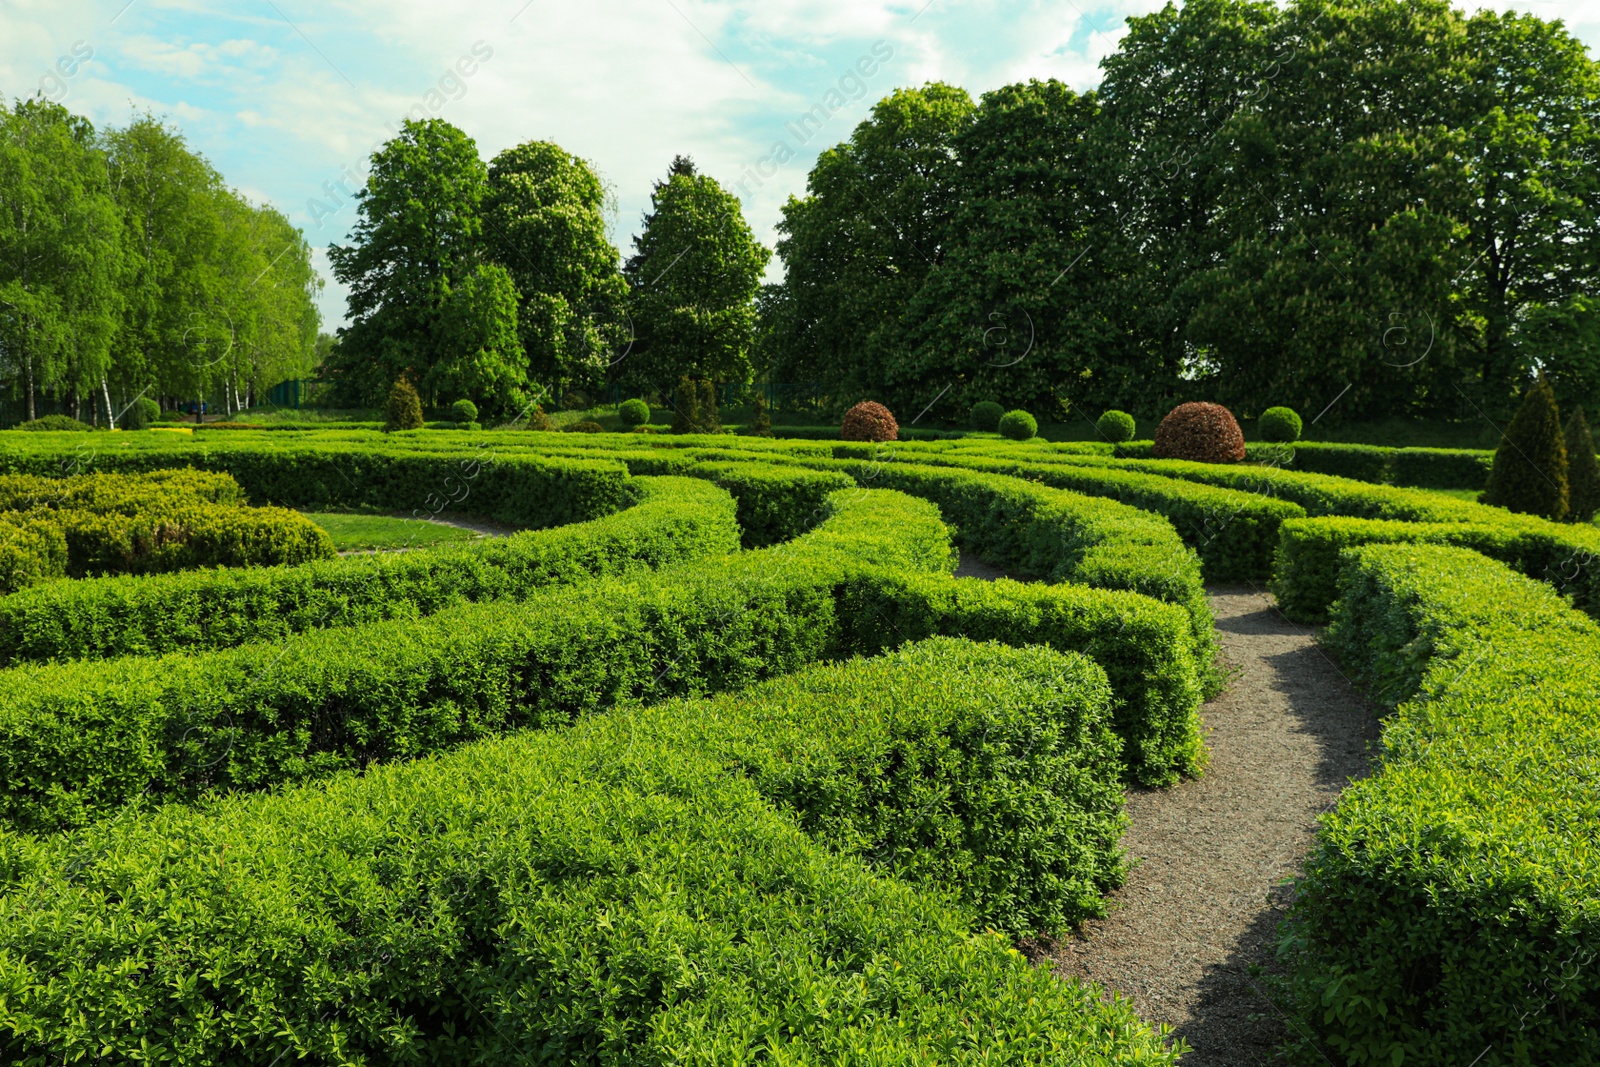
<box><xmin>305</xmin><ymin>512</ymin><xmax>483</xmax><ymax>552</ymax></box>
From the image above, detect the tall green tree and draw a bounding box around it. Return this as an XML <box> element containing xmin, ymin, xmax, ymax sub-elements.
<box><xmin>0</xmin><ymin>99</ymin><xmax>123</xmax><ymax>420</ymax></box>
<box><xmin>773</xmin><ymin>85</ymin><xmax>974</xmax><ymax>403</ymax></box>
<box><xmin>213</xmin><ymin>197</ymin><xmax>321</xmax><ymax>413</ymax></box>
<box><xmin>620</xmin><ymin>156</ymin><xmax>768</xmax><ymax>390</ymax></box>
<box><xmin>103</xmin><ymin>113</ymin><xmax>232</xmax><ymax>407</ymax></box>
<box><xmin>894</xmin><ymin>80</ymin><xmax>1124</xmax><ymax>416</ymax></box>
<box><xmin>326</xmin><ymin>118</ymin><xmax>497</xmax><ymax>406</ymax></box>
<box><xmin>430</xmin><ymin>261</ymin><xmax>528</xmax><ymax>414</ymax></box>
<box><xmin>483</xmin><ymin>141</ymin><xmax>626</xmax><ymax>401</ymax></box>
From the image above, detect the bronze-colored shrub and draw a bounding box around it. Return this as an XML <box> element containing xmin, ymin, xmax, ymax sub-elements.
<box><xmin>1152</xmin><ymin>402</ymin><xmax>1246</xmax><ymax>463</ymax></box>
<box><xmin>840</xmin><ymin>401</ymin><xmax>898</xmax><ymax>443</ymax></box>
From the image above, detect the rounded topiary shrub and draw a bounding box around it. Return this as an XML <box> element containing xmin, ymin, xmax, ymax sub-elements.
<box><xmin>120</xmin><ymin>397</ymin><xmax>161</xmax><ymax>431</ymax></box>
<box><xmin>18</xmin><ymin>414</ymin><xmax>93</xmax><ymax>432</ymax></box>
<box><xmin>618</xmin><ymin>398</ymin><xmax>651</xmax><ymax>427</ymax></box>
<box><xmin>841</xmin><ymin>401</ymin><xmax>898</xmax><ymax>443</ymax></box>
<box><xmin>564</xmin><ymin>420</ymin><xmax>605</xmax><ymax>434</ymax></box>
<box><xmin>998</xmin><ymin>410</ymin><xmax>1037</xmax><ymax>441</ymax></box>
<box><xmin>970</xmin><ymin>401</ymin><xmax>1004</xmax><ymax>432</ymax></box>
<box><xmin>1096</xmin><ymin>410</ymin><xmax>1136</xmax><ymax>443</ymax></box>
<box><xmin>449</xmin><ymin>399</ymin><xmax>478</xmax><ymax>425</ymax></box>
<box><xmin>1152</xmin><ymin>402</ymin><xmax>1246</xmax><ymax>463</ymax></box>
<box><xmin>1258</xmin><ymin>406</ymin><xmax>1303</xmax><ymax>443</ymax></box>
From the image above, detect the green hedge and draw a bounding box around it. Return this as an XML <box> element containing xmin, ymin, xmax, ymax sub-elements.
<box><xmin>1270</xmin><ymin>515</ymin><xmax>1600</xmax><ymax>622</ymax></box>
<box><xmin>824</xmin><ymin>460</ymin><xmax>1216</xmax><ymax>665</ymax></box>
<box><xmin>0</xmin><ymin>469</ymin><xmax>333</xmax><ymax>588</ymax></box>
<box><xmin>823</xmin><ymin>444</ymin><xmax>1301</xmax><ymax>583</ymax></box>
<box><xmin>685</xmin><ymin>461</ymin><xmax>855</xmax><ymax>547</ymax></box>
<box><xmin>841</xmin><ymin>570</ymin><xmax>1204</xmax><ymax>788</ymax></box>
<box><xmin>0</xmin><ymin>477</ymin><xmax>739</xmax><ymax>665</ymax></box>
<box><xmin>0</xmin><ymin>488</ymin><xmax>1203</xmax><ymax>833</ymax></box>
<box><xmin>1389</xmin><ymin>447</ymin><xmax>1493</xmax><ymax>490</ymax></box>
<box><xmin>1284</xmin><ymin>544</ymin><xmax>1600</xmax><ymax>1065</ymax></box>
<box><xmin>0</xmin><ymin>516</ymin><xmax>66</xmax><ymax>592</ymax></box>
<box><xmin>0</xmin><ymin>441</ymin><xmax>633</xmax><ymax>527</ymax></box>
<box><xmin>0</xmin><ymin>640</ymin><xmax>1178</xmax><ymax>1066</ymax></box>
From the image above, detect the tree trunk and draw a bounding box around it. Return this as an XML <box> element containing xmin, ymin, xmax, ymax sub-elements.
<box><xmin>101</xmin><ymin>378</ymin><xmax>116</xmax><ymax>429</ymax></box>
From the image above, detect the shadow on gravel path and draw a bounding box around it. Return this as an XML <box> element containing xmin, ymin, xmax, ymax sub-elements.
<box><xmin>1043</xmin><ymin>584</ymin><xmax>1380</xmax><ymax>1065</ymax></box>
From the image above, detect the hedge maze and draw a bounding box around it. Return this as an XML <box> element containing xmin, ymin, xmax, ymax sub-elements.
<box><xmin>0</xmin><ymin>428</ymin><xmax>1594</xmax><ymax>1065</ymax></box>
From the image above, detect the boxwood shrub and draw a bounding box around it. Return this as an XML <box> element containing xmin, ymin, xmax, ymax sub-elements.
<box><xmin>685</xmin><ymin>461</ymin><xmax>855</xmax><ymax>547</ymax></box>
<box><xmin>0</xmin><ymin>641</ymin><xmax>1179</xmax><ymax>1066</ymax></box>
<box><xmin>0</xmin><ymin>487</ymin><xmax>1203</xmax><ymax>832</ymax></box>
<box><xmin>0</xmin><ymin>477</ymin><xmax>740</xmax><ymax>665</ymax></box>
<box><xmin>1284</xmin><ymin>544</ymin><xmax>1600</xmax><ymax>1065</ymax></box>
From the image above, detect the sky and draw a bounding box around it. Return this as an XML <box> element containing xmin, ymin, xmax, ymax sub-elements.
<box><xmin>3</xmin><ymin>0</ymin><xmax>1596</xmax><ymax>332</ymax></box>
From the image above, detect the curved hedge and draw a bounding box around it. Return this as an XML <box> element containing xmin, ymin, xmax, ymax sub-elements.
<box><xmin>0</xmin><ymin>640</ymin><xmax>1179</xmax><ymax>1065</ymax></box>
<box><xmin>0</xmin><ymin>440</ymin><xmax>633</xmax><ymax>527</ymax></box>
<box><xmin>684</xmin><ymin>461</ymin><xmax>855</xmax><ymax>547</ymax></box>
<box><xmin>1285</xmin><ymin>544</ymin><xmax>1600</xmax><ymax>1065</ymax></box>
<box><xmin>0</xmin><ymin>485</ymin><xmax>1204</xmax><ymax>833</ymax></box>
<box><xmin>0</xmin><ymin>477</ymin><xmax>740</xmax><ymax>665</ymax></box>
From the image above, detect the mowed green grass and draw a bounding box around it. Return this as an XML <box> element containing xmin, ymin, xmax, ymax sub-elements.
<box><xmin>304</xmin><ymin>512</ymin><xmax>482</xmax><ymax>552</ymax></box>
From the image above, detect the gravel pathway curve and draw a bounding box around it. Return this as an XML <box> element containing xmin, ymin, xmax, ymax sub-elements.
<box><xmin>1048</xmin><ymin>584</ymin><xmax>1379</xmax><ymax>1064</ymax></box>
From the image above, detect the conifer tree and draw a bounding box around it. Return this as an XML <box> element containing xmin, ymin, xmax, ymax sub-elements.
<box><xmin>1564</xmin><ymin>405</ymin><xmax>1600</xmax><ymax>524</ymax></box>
<box><xmin>1483</xmin><ymin>375</ymin><xmax>1569</xmax><ymax>520</ymax></box>
<box><xmin>670</xmin><ymin>375</ymin><xmax>700</xmax><ymax>434</ymax></box>
<box><xmin>698</xmin><ymin>379</ymin><xmax>722</xmax><ymax>434</ymax></box>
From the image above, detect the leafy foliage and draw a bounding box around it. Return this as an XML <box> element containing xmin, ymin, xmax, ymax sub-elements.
<box><xmin>483</xmin><ymin>141</ymin><xmax>627</xmax><ymax>399</ymax></box>
<box><xmin>619</xmin><ymin>157</ymin><xmax>769</xmax><ymax>389</ymax></box>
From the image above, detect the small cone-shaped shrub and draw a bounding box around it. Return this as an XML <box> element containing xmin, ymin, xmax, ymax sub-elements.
<box><xmin>1483</xmin><ymin>375</ymin><xmax>1569</xmax><ymax>521</ymax></box>
<box><xmin>698</xmin><ymin>379</ymin><xmax>723</xmax><ymax>434</ymax></box>
<box><xmin>744</xmin><ymin>391</ymin><xmax>774</xmax><ymax>437</ymax></box>
<box><xmin>1565</xmin><ymin>405</ymin><xmax>1600</xmax><ymax>524</ymax></box>
<box><xmin>384</xmin><ymin>377</ymin><xmax>424</xmax><ymax>432</ymax></box>
<box><xmin>671</xmin><ymin>377</ymin><xmax>701</xmax><ymax>434</ymax></box>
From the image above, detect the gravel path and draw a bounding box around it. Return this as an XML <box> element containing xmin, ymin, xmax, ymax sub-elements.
<box><xmin>1048</xmin><ymin>584</ymin><xmax>1379</xmax><ymax>1064</ymax></box>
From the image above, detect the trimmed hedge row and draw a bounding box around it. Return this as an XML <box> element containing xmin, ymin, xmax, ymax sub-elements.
<box><xmin>0</xmin><ymin>488</ymin><xmax>1204</xmax><ymax>834</ymax></box>
<box><xmin>1107</xmin><ymin>440</ymin><xmax>1494</xmax><ymax>489</ymax></box>
<box><xmin>871</xmin><ymin>447</ymin><xmax>1304</xmax><ymax>582</ymax></box>
<box><xmin>1285</xmin><ymin>544</ymin><xmax>1600</xmax><ymax>1065</ymax></box>
<box><xmin>0</xmin><ymin>477</ymin><xmax>739</xmax><ymax>666</ymax></box>
<box><xmin>1270</xmin><ymin>515</ymin><xmax>1600</xmax><ymax>622</ymax></box>
<box><xmin>683</xmin><ymin>461</ymin><xmax>855</xmax><ymax>547</ymax></box>
<box><xmin>0</xmin><ymin>640</ymin><xmax>1179</xmax><ymax>1066</ymax></box>
<box><xmin>820</xmin><ymin>459</ymin><xmax>1217</xmax><ymax>672</ymax></box>
<box><xmin>0</xmin><ymin>470</ymin><xmax>334</xmax><ymax>590</ymax></box>
<box><xmin>0</xmin><ymin>440</ymin><xmax>634</xmax><ymax>527</ymax></box>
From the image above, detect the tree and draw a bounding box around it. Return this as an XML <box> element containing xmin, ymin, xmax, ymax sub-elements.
<box><xmin>103</xmin><ymin>113</ymin><xmax>231</xmax><ymax>408</ymax></box>
<box><xmin>1565</xmin><ymin>406</ymin><xmax>1600</xmax><ymax>523</ymax></box>
<box><xmin>893</xmin><ymin>80</ymin><xmax>1124</xmax><ymax>418</ymax></box>
<box><xmin>670</xmin><ymin>375</ymin><xmax>700</xmax><ymax>434</ymax></box>
<box><xmin>621</xmin><ymin>157</ymin><xmax>768</xmax><ymax>391</ymax></box>
<box><xmin>384</xmin><ymin>376</ymin><xmax>424</xmax><ymax>431</ymax></box>
<box><xmin>483</xmin><ymin>141</ymin><xmax>627</xmax><ymax>401</ymax></box>
<box><xmin>774</xmin><ymin>84</ymin><xmax>975</xmax><ymax>404</ymax></box>
<box><xmin>430</xmin><ymin>262</ymin><xmax>528</xmax><ymax>416</ymax></box>
<box><xmin>0</xmin><ymin>99</ymin><xmax>123</xmax><ymax>421</ymax></box>
<box><xmin>327</xmin><ymin>119</ymin><xmax>489</xmax><ymax>405</ymax></box>
<box><xmin>1483</xmin><ymin>375</ymin><xmax>1569</xmax><ymax>520</ymax></box>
